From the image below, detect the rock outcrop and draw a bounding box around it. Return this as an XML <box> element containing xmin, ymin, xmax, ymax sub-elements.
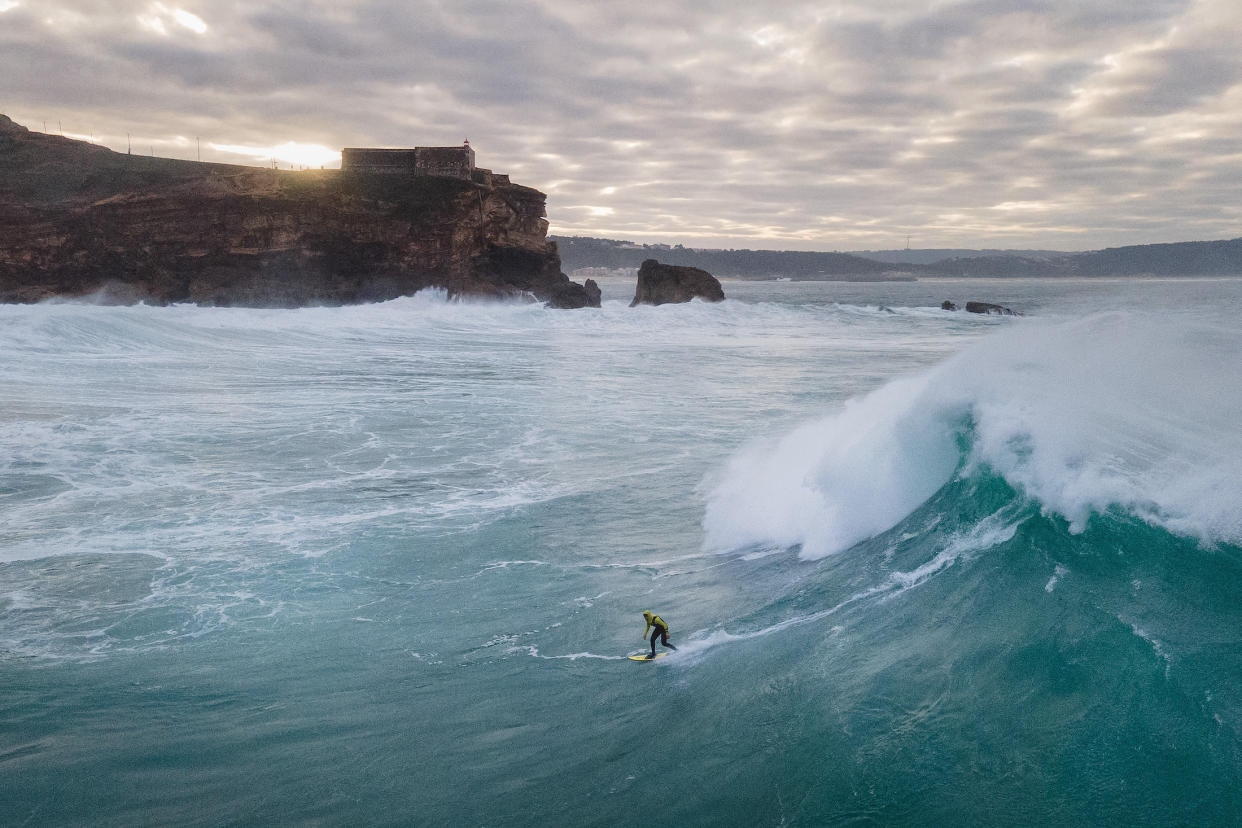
<box><xmin>964</xmin><ymin>301</ymin><xmax>1020</xmax><ymax>316</ymax></box>
<box><xmin>0</xmin><ymin>115</ymin><xmax>598</xmax><ymax>308</ymax></box>
<box><xmin>629</xmin><ymin>259</ymin><xmax>724</xmax><ymax>307</ymax></box>
<box><xmin>582</xmin><ymin>278</ymin><xmax>601</xmax><ymax>307</ymax></box>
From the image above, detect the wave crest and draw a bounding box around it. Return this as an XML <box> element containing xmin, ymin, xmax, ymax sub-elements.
<box><xmin>703</xmin><ymin>311</ymin><xmax>1242</xmax><ymax>558</ymax></box>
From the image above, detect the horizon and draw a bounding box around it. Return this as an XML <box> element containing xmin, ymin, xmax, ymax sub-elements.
<box><xmin>13</xmin><ymin>113</ymin><xmax>1237</xmax><ymax>257</ymax></box>
<box><xmin>4</xmin><ymin>1</ymin><xmax>1241</xmax><ymax>251</ymax></box>
<box><xmin>547</xmin><ymin>232</ymin><xmax>1242</xmax><ymax>256</ymax></box>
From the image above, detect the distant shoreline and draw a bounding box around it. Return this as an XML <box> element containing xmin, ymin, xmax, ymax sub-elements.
<box><xmin>555</xmin><ymin>235</ymin><xmax>1242</xmax><ymax>279</ymax></box>
<box><xmin>570</xmin><ymin>267</ymin><xmax>1242</xmax><ymax>283</ymax></box>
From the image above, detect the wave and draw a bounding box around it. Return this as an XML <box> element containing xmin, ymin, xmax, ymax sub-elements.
<box><xmin>0</xmin><ymin>285</ymin><xmax>981</xmax><ymax>357</ymax></box>
<box><xmin>703</xmin><ymin>311</ymin><xmax>1242</xmax><ymax>558</ymax></box>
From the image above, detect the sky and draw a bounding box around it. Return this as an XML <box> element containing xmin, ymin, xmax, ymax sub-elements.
<box><xmin>2</xmin><ymin>0</ymin><xmax>1241</xmax><ymax>251</ymax></box>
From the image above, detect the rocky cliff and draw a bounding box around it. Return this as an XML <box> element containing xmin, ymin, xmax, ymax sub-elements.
<box><xmin>0</xmin><ymin>115</ymin><xmax>598</xmax><ymax>308</ymax></box>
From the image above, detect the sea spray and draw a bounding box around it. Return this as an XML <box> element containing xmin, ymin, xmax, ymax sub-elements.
<box><xmin>702</xmin><ymin>371</ymin><xmax>966</xmax><ymax>559</ymax></box>
<box><xmin>704</xmin><ymin>310</ymin><xmax>1242</xmax><ymax>558</ymax></box>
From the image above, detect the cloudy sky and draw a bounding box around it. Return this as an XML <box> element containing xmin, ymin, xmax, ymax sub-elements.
<box><xmin>3</xmin><ymin>0</ymin><xmax>1241</xmax><ymax>251</ymax></box>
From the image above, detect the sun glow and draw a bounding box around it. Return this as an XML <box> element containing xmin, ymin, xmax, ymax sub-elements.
<box><xmin>991</xmin><ymin>201</ymin><xmax>1051</xmax><ymax>212</ymax></box>
<box><xmin>171</xmin><ymin>7</ymin><xmax>206</xmax><ymax>33</ymax></box>
<box><xmin>0</xmin><ymin>1</ymin><xmax>20</xmax><ymax>13</ymax></box>
<box><xmin>210</xmin><ymin>141</ymin><xmax>341</xmax><ymax>168</ymax></box>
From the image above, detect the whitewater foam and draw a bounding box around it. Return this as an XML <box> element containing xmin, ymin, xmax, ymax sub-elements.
<box><xmin>887</xmin><ymin>507</ymin><xmax>1021</xmax><ymax>589</ymax></box>
<box><xmin>509</xmin><ymin>645</ymin><xmax>625</xmax><ymax>661</ymax></box>
<box><xmin>704</xmin><ymin>311</ymin><xmax>1242</xmax><ymax>557</ymax></box>
<box><xmin>702</xmin><ymin>370</ymin><xmax>965</xmax><ymax>559</ymax></box>
<box><xmin>1045</xmin><ymin>564</ymin><xmax>1069</xmax><ymax>593</ymax></box>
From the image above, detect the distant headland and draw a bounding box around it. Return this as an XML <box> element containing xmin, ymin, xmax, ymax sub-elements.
<box><xmin>554</xmin><ymin>236</ymin><xmax>1242</xmax><ymax>280</ymax></box>
<box><xmin>0</xmin><ymin>115</ymin><xmax>600</xmax><ymax>308</ymax></box>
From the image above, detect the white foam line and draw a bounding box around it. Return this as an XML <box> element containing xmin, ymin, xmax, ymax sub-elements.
<box><xmin>509</xmin><ymin>645</ymin><xmax>626</xmax><ymax>661</ymax></box>
<box><xmin>679</xmin><ymin>511</ymin><xmax>1026</xmax><ymax>666</ymax></box>
<box><xmin>571</xmin><ymin>591</ymin><xmax>610</xmax><ymax>608</ymax></box>
<box><xmin>887</xmin><ymin>507</ymin><xmax>1022</xmax><ymax>592</ymax></box>
<box><xmin>473</xmin><ymin>560</ymin><xmax>549</xmax><ymax>576</ymax></box>
<box><xmin>1045</xmin><ymin>564</ymin><xmax>1068</xmax><ymax>593</ymax></box>
<box><xmin>1122</xmin><ymin>617</ymin><xmax>1173</xmax><ymax>678</ymax></box>
<box><xmin>669</xmin><ymin>582</ymin><xmax>891</xmax><ymax>666</ymax></box>
<box><xmin>576</xmin><ymin>545</ymin><xmax>776</xmax><ymax>572</ymax></box>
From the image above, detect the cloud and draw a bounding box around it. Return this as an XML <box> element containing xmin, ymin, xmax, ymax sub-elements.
<box><xmin>2</xmin><ymin>0</ymin><xmax>1241</xmax><ymax>249</ymax></box>
<box><xmin>136</xmin><ymin>3</ymin><xmax>207</xmax><ymax>36</ymax></box>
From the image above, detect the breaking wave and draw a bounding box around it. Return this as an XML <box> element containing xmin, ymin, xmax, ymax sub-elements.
<box><xmin>704</xmin><ymin>311</ymin><xmax>1242</xmax><ymax>558</ymax></box>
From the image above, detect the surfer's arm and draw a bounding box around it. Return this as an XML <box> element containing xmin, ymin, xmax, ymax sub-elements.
<box><xmin>643</xmin><ymin>620</ymin><xmax>651</xmax><ymax>638</ymax></box>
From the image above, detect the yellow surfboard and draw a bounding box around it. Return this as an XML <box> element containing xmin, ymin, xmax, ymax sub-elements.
<box><xmin>628</xmin><ymin>653</ymin><xmax>668</xmax><ymax>661</ymax></box>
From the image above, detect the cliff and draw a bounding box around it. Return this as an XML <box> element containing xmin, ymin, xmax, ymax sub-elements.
<box><xmin>0</xmin><ymin>115</ymin><xmax>598</xmax><ymax>308</ymax></box>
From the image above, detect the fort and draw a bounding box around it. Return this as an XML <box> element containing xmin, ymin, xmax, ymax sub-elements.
<box><xmin>0</xmin><ymin>114</ymin><xmax>600</xmax><ymax>308</ymax></box>
<box><xmin>340</xmin><ymin>141</ymin><xmax>510</xmax><ymax>186</ymax></box>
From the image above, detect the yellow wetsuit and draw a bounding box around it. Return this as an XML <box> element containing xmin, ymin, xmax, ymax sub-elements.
<box><xmin>643</xmin><ymin>612</ymin><xmax>668</xmax><ymax>638</ymax></box>
<box><xmin>643</xmin><ymin>611</ymin><xmax>675</xmax><ymax>656</ymax></box>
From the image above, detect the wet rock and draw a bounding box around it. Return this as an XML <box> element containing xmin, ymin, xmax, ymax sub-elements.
<box><xmin>629</xmin><ymin>259</ymin><xmax>724</xmax><ymax>307</ymax></box>
<box><xmin>583</xmin><ymin>278</ymin><xmax>601</xmax><ymax>307</ymax></box>
<box><xmin>965</xmin><ymin>301</ymin><xmax>1021</xmax><ymax>316</ymax></box>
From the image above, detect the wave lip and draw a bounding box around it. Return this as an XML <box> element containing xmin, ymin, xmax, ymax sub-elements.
<box><xmin>703</xmin><ymin>370</ymin><xmax>964</xmax><ymax>559</ymax></box>
<box><xmin>704</xmin><ymin>311</ymin><xmax>1242</xmax><ymax>559</ymax></box>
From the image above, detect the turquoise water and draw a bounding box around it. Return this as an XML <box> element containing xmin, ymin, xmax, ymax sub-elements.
<box><xmin>2</xmin><ymin>277</ymin><xmax>1241</xmax><ymax>825</ymax></box>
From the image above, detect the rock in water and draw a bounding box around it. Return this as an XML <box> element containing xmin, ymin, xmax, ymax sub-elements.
<box><xmin>582</xmin><ymin>278</ymin><xmax>602</xmax><ymax>307</ymax></box>
<box><xmin>629</xmin><ymin>259</ymin><xmax>724</xmax><ymax>307</ymax></box>
<box><xmin>965</xmin><ymin>301</ymin><xmax>1021</xmax><ymax>316</ymax></box>
<box><xmin>941</xmin><ymin>300</ymin><xmax>958</xmax><ymax>311</ymax></box>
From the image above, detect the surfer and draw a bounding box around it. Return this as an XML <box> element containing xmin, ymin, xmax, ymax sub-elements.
<box><xmin>642</xmin><ymin>611</ymin><xmax>677</xmax><ymax>659</ymax></box>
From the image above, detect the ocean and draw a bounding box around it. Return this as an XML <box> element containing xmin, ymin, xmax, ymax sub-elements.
<box><xmin>2</xmin><ymin>276</ymin><xmax>1241</xmax><ymax>826</ymax></box>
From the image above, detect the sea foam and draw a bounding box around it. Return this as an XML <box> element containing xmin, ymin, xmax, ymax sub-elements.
<box><xmin>703</xmin><ymin>311</ymin><xmax>1242</xmax><ymax>558</ymax></box>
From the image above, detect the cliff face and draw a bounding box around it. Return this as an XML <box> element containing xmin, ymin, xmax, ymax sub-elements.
<box><xmin>0</xmin><ymin>115</ymin><xmax>598</xmax><ymax>308</ymax></box>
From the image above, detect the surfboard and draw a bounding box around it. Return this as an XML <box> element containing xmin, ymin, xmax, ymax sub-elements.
<box><xmin>628</xmin><ymin>653</ymin><xmax>668</xmax><ymax>661</ymax></box>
